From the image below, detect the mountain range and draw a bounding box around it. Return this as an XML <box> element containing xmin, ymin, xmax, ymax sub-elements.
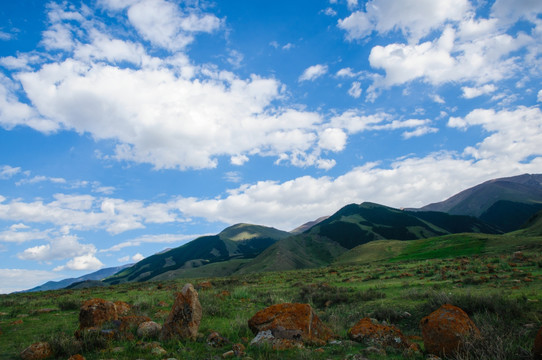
<box><xmin>25</xmin><ymin>173</ymin><xmax>542</xmax><ymax>291</ymax></box>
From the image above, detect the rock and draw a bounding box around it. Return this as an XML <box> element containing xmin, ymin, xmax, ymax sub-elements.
<box><xmin>420</xmin><ymin>304</ymin><xmax>479</xmax><ymax>357</ymax></box>
<box><xmin>161</xmin><ymin>283</ymin><xmax>202</xmax><ymax>340</ymax></box>
<box><xmin>20</xmin><ymin>342</ymin><xmax>53</xmax><ymax>360</ymax></box>
<box><xmin>348</xmin><ymin>318</ymin><xmax>410</xmax><ymax>350</ymax></box>
<box><xmin>222</xmin><ymin>350</ymin><xmax>234</xmax><ymax>358</ymax></box>
<box><xmin>249</xmin><ymin>329</ymin><xmax>304</xmax><ymax>350</ymax></box>
<box><xmin>248</xmin><ymin>303</ymin><xmax>334</xmax><ymax>346</ymax></box>
<box><xmin>137</xmin><ymin>321</ymin><xmax>162</xmax><ymax>339</ymax></box>
<box><xmin>119</xmin><ymin>315</ymin><xmax>152</xmax><ymax>333</ymax></box>
<box><xmin>77</xmin><ymin>298</ymin><xmax>118</xmax><ymax>333</ymax></box>
<box><xmin>113</xmin><ymin>301</ymin><xmax>131</xmax><ymax>316</ymax></box>
<box><xmin>232</xmin><ymin>343</ymin><xmax>245</xmax><ymax>356</ymax></box>
<box><xmin>207</xmin><ymin>331</ymin><xmax>230</xmax><ymax>347</ymax></box>
<box><xmin>67</xmin><ymin>355</ymin><xmax>85</xmax><ymax>360</ymax></box>
<box><xmin>151</xmin><ymin>345</ymin><xmax>167</xmax><ymax>356</ymax></box>
<box><xmin>534</xmin><ymin>326</ymin><xmax>542</xmax><ymax>360</ymax></box>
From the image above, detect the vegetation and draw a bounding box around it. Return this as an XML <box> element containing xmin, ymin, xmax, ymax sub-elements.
<box><xmin>1</xmin><ymin>228</ymin><xmax>541</xmax><ymax>360</ymax></box>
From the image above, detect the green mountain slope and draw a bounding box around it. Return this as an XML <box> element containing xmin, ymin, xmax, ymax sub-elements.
<box><xmin>104</xmin><ymin>223</ymin><xmax>290</xmax><ymax>284</ymax></box>
<box><xmin>237</xmin><ymin>202</ymin><xmax>498</xmax><ymax>274</ymax></box>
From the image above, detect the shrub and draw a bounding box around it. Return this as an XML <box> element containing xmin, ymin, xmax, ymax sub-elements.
<box><xmin>46</xmin><ymin>331</ymin><xmax>82</xmax><ymax>357</ymax></box>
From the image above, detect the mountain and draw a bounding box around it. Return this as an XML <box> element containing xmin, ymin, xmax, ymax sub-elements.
<box><xmin>237</xmin><ymin>202</ymin><xmax>498</xmax><ymax>274</ymax></box>
<box><xmin>103</xmin><ymin>223</ymin><xmax>290</xmax><ymax>284</ymax></box>
<box><xmin>25</xmin><ymin>264</ymin><xmax>132</xmax><ymax>292</ymax></box>
<box><xmin>290</xmin><ymin>216</ymin><xmax>329</xmax><ymax>234</ymax></box>
<box><xmin>417</xmin><ymin>174</ymin><xmax>542</xmax><ymax>231</ymax></box>
<box><xmin>515</xmin><ymin>209</ymin><xmax>542</xmax><ymax>237</ymax></box>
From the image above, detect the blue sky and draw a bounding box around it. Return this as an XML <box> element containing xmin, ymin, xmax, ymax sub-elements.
<box><xmin>1</xmin><ymin>0</ymin><xmax>541</xmax><ymax>293</ymax></box>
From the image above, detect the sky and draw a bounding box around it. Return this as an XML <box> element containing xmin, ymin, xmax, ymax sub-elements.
<box><xmin>0</xmin><ymin>0</ymin><xmax>541</xmax><ymax>293</ymax></box>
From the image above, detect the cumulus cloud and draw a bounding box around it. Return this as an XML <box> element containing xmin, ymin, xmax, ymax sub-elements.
<box><xmin>0</xmin><ymin>2</ymin><xmax>339</xmax><ymax>171</ymax></box>
<box><xmin>0</xmin><ymin>224</ymin><xmax>49</xmax><ymax>243</ymax></box>
<box><xmin>461</xmin><ymin>84</ymin><xmax>497</xmax><ymax>99</ymax></box>
<box><xmin>318</xmin><ymin>128</ymin><xmax>347</xmax><ymax>152</ymax></box>
<box><xmin>54</xmin><ymin>254</ymin><xmax>104</xmax><ymax>271</ymax></box>
<box><xmin>537</xmin><ymin>89</ymin><xmax>542</xmax><ymax>102</ymax></box>
<box><xmin>18</xmin><ymin>234</ymin><xmax>96</xmax><ymax>262</ymax></box>
<box><xmin>299</xmin><ymin>64</ymin><xmax>328</xmax><ymax>82</ymax></box>
<box><xmin>338</xmin><ymin>0</ymin><xmax>470</xmax><ymax>42</ymax></box>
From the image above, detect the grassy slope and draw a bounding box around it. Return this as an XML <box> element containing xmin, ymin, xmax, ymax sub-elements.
<box><xmin>104</xmin><ymin>224</ymin><xmax>290</xmax><ymax>284</ymax></box>
<box><xmin>1</xmin><ymin>230</ymin><xmax>540</xmax><ymax>360</ymax></box>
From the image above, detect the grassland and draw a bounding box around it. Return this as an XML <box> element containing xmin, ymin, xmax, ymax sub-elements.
<box><xmin>1</xmin><ymin>232</ymin><xmax>541</xmax><ymax>360</ymax></box>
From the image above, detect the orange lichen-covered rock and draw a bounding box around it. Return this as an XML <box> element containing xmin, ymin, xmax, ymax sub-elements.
<box><xmin>113</xmin><ymin>301</ymin><xmax>132</xmax><ymax>316</ymax></box>
<box><xmin>20</xmin><ymin>342</ymin><xmax>53</xmax><ymax>360</ymax></box>
<box><xmin>248</xmin><ymin>303</ymin><xmax>334</xmax><ymax>345</ymax></box>
<box><xmin>348</xmin><ymin>317</ymin><xmax>411</xmax><ymax>350</ymax></box>
<box><xmin>534</xmin><ymin>326</ymin><xmax>542</xmax><ymax>360</ymax></box>
<box><xmin>161</xmin><ymin>283</ymin><xmax>202</xmax><ymax>340</ymax></box>
<box><xmin>420</xmin><ymin>304</ymin><xmax>479</xmax><ymax>357</ymax></box>
<box><xmin>78</xmin><ymin>298</ymin><xmax>118</xmax><ymax>330</ymax></box>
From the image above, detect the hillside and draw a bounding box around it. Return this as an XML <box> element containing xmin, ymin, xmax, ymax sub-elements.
<box><xmin>24</xmin><ymin>264</ymin><xmax>132</xmax><ymax>292</ymax></box>
<box><xmin>103</xmin><ymin>223</ymin><xmax>290</xmax><ymax>284</ymax></box>
<box><xmin>418</xmin><ymin>174</ymin><xmax>542</xmax><ymax>231</ymax></box>
<box><xmin>237</xmin><ymin>202</ymin><xmax>498</xmax><ymax>274</ymax></box>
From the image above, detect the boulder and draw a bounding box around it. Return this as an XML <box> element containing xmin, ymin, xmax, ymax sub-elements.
<box><xmin>78</xmin><ymin>298</ymin><xmax>118</xmax><ymax>329</ymax></box>
<box><xmin>248</xmin><ymin>303</ymin><xmax>334</xmax><ymax>346</ymax></box>
<box><xmin>420</xmin><ymin>304</ymin><xmax>479</xmax><ymax>357</ymax></box>
<box><xmin>161</xmin><ymin>283</ymin><xmax>202</xmax><ymax>340</ymax></box>
<box><xmin>534</xmin><ymin>326</ymin><xmax>542</xmax><ymax>360</ymax></box>
<box><xmin>249</xmin><ymin>330</ymin><xmax>304</xmax><ymax>350</ymax></box>
<box><xmin>137</xmin><ymin>321</ymin><xmax>162</xmax><ymax>339</ymax></box>
<box><xmin>348</xmin><ymin>317</ymin><xmax>411</xmax><ymax>350</ymax></box>
<box><xmin>20</xmin><ymin>342</ymin><xmax>53</xmax><ymax>360</ymax></box>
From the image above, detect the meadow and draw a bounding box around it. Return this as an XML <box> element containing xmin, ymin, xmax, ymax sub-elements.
<box><xmin>1</xmin><ymin>232</ymin><xmax>541</xmax><ymax>360</ymax></box>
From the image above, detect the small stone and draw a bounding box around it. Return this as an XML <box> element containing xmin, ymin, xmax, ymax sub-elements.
<box><xmin>150</xmin><ymin>346</ymin><xmax>167</xmax><ymax>356</ymax></box>
<box><xmin>20</xmin><ymin>342</ymin><xmax>53</xmax><ymax>360</ymax></box>
<box><xmin>137</xmin><ymin>321</ymin><xmax>162</xmax><ymax>339</ymax></box>
<box><xmin>222</xmin><ymin>350</ymin><xmax>234</xmax><ymax>358</ymax></box>
<box><xmin>67</xmin><ymin>355</ymin><xmax>85</xmax><ymax>360</ymax></box>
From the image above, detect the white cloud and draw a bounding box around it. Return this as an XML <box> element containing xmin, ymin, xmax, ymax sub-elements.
<box><xmin>336</xmin><ymin>67</ymin><xmax>359</xmax><ymax>78</ymax></box>
<box><xmin>431</xmin><ymin>94</ymin><xmax>445</xmax><ymax>104</ymax></box>
<box><xmin>318</xmin><ymin>128</ymin><xmax>347</xmax><ymax>152</ymax></box>
<box><xmin>367</xmin><ymin>26</ymin><xmax>532</xmax><ymax>91</ymax></box>
<box><xmin>338</xmin><ymin>0</ymin><xmax>470</xmax><ymax>42</ymax></box>
<box><xmin>231</xmin><ymin>154</ymin><xmax>249</xmax><ymax>166</ymax></box>
<box><xmin>448</xmin><ymin>106</ymin><xmax>542</xmax><ymax>161</ymax></box>
<box><xmin>0</xmin><ymin>30</ymin><xmax>14</xmax><ymax>41</ymax></box>
<box><xmin>323</xmin><ymin>8</ymin><xmax>337</xmax><ymax>17</ymax></box>
<box><xmin>54</xmin><ymin>254</ymin><xmax>104</xmax><ymax>271</ymax></box>
<box><xmin>0</xmin><ymin>269</ymin><xmax>61</xmax><ymax>294</ymax></box>
<box><xmin>299</xmin><ymin>64</ymin><xmax>328</xmax><ymax>82</ymax></box>
<box><xmin>132</xmin><ymin>253</ymin><xmax>144</xmax><ymax>261</ymax></box>
<box><xmin>348</xmin><ymin>81</ymin><xmax>362</xmax><ymax>98</ymax></box>
<box><xmin>224</xmin><ymin>171</ymin><xmax>242</xmax><ymax>183</ymax></box>
<box><xmin>101</xmin><ymin>233</ymin><xmax>199</xmax><ymax>252</ymax></box>
<box><xmin>16</xmin><ymin>175</ymin><xmax>66</xmax><ymax>186</ymax></box>
<box><xmin>347</xmin><ymin>0</ymin><xmax>358</xmax><ymax>10</ymax></box>
<box><xmin>0</xmin><ymin>224</ymin><xmax>49</xmax><ymax>243</ymax></box>
<box><xmin>537</xmin><ymin>89</ymin><xmax>542</xmax><ymax>102</ymax></box>
<box><xmin>0</xmin><ymin>165</ymin><xmax>21</xmax><ymax>179</ymax></box>
<box><xmin>18</xmin><ymin>234</ymin><xmax>96</xmax><ymax>262</ymax></box>
<box><xmin>125</xmin><ymin>0</ymin><xmax>221</xmax><ymax>51</ymax></box>
<box><xmin>461</xmin><ymin>84</ymin><xmax>497</xmax><ymax>99</ymax></box>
